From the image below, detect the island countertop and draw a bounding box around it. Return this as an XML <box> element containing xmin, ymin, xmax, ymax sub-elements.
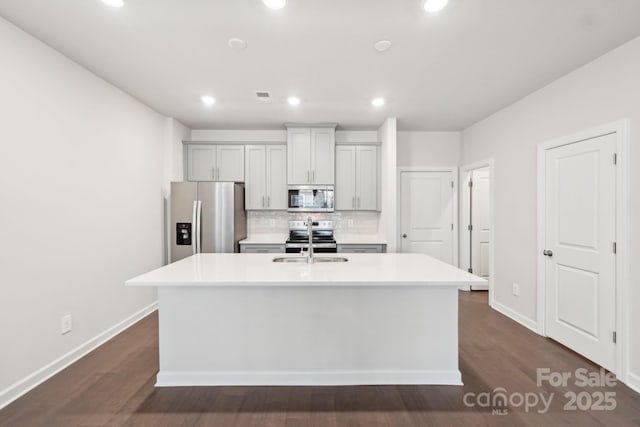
<box><xmin>126</xmin><ymin>253</ymin><xmax>485</xmax><ymax>287</ymax></box>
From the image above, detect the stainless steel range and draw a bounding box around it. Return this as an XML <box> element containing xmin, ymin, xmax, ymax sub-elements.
<box><xmin>285</xmin><ymin>220</ymin><xmax>337</xmax><ymax>253</ymax></box>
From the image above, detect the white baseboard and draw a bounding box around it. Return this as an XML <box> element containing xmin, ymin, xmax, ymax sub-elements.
<box><xmin>0</xmin><ymin>301</ymin><xmax>158</xmax><ymax>410</ymax></box>
<box><xmin>156</xmin><ymin>369</ymin><xmax>463</xmax><ymax>387</ymax></box>
<box><xmin>626</xmin><ymin>372</ymin><xmax>640</xmax><ymax>394</ymax></box>
<box><xmin>491</xmin><ymin>300</ymin><xmax>538</xmax><ymax>333</ymax></box>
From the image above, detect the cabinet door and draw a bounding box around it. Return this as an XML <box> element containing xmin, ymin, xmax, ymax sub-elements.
<box><xmin>244</xmin><ymin>145</ymin><xmax>266</xmax><ymax>210</ymax></box>
<box><xmin>311</xmin><ymin>128</ymin><xmax>335</xmax><ymax>184</ymax></box>
<box><xmin>356</xmin><ymin>146</ymin><xmax>378</xmax><ymax>210</ymax></box>
<box><xmin>266</xmin><ymin>145</ymin><xmax>287</xmax><ymax>209</ymax></box>
<box><xmin>335</xmin><ymin>146</ymin><xmax>356</xmax><ymax>210</ymax></box>
<box><xmin>217</xmin><ymin>145</ymin><xmax>245</xmax><ymax>182</ymax></box>
<box><xmin>287</xmin><ymin>128</ymin><xmax>311</xmax><ymax>184</ymax></box>
<box><xmin>187</xmin><ymin>145</ymin><xmax>216</xmax><ymax>181</ymax></box>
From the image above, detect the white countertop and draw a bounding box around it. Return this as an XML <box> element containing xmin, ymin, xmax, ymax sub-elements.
<box><xmin>239</xmin><ymin>234</ymin><xmax>386</xmax><ymax>245</ymax></box>
<box><xmin>239</xmin><ymin>234</ymin><xmax>288</xmax><ymax>245</ymax></box>
<box><xmin>126</xmin><ymin>253</ymin><xmax>485</xmax><ymax>287</ymax></box>
<box><xmin>334</xmin><ymin>234</ymin><xmax>387</xmax><ymax>245</ymax></box>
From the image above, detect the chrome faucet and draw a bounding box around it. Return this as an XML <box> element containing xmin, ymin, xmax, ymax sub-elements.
<box><xmin>307</xmin><ymin>216</ymin><xmax>314</xmax><ymax>264</ymax></box>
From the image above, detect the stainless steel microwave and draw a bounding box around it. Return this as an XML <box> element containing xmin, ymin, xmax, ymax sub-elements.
<box><xmin>287</xmin><ymin>185</ymin><xmax>334</xmax><ymax>212</ymax></box>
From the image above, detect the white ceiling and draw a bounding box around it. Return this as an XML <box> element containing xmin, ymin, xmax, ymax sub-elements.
<box><xmin>1</xmin><ymin>0</ymin><xmax>640</xmax><ymax>130</ymax></box>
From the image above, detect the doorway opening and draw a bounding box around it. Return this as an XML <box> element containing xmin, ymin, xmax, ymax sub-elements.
<box><xmin>460</xmin><ymin>160</ymin><xmax>494</xmax><ymax>298</ymax></box>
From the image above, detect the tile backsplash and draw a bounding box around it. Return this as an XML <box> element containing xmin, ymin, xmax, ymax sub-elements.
<box><xmin>247</xmin><ymin>211</ymin><xmax>380</xmax><ymax>236</ymax></box>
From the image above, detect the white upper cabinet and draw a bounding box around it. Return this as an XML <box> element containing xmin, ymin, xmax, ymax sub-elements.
<box><xmin>266</xmin><ymin>145</ymin><xmax>287</xmax><ymax>209</ymax></box>
<box><xmin>311</xmin><ymin>128</ymin><xmax>335</xmax><ymax>184</ymax></box>
<box><xmin>187</xmin><ymin>145</ymin><xmax>217</xmax><ymax>181</ymax></box>
<box><xmin>187</xmin><ymin>144</ymin><xmax>245</xmax><ymax>182</ymax></box>
<box><xmin>286</xmin><ymin>126</ymin><xmax>335</xmax><ymax>185</ymax></box>
<box><xmin>217</xmin><ymin>145</ymin><xmax>245</xmax><ymax>182</ymax></box>
<box><xmin>244</xmin><ymin>145</ymin><xmax>267</xmax><ymax>210</ymax></box>
<box><xmin>287</xmin><ymin>128</ymin><xmax>311</xmax><ymax>184</ymax></box>
<box><xmin>335</xmin><ymin>144</ymin><xmax>378</xmax><ymax>211</ymax></box>
<box><xmin>356</xmin><ymin>145</ymin><xmax>378</xmax><ymax>210</ymax></box>
<box><xmin>335</xmin><ymin>146</ymin><xmax>356</xmax><ymax>210</ymax></box>
<box><xmin>244</xmin><ymin>145</ymin><xmax>287</xmax><ymax>210</ymax></box>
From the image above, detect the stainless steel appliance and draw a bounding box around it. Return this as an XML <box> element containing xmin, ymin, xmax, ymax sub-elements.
<box><xmin>287</xmin><ymin>185</ymin><xmax>334</xmax><ymax>212</ymax></box>
<box><xmin>170</xmin><ymin>181</ymin><xmax>246</xmax><ymax>262</ymax></box>
<box><xmin>285</xmin><ymin>220</ymin><xmax>337</xmax><ymax>253</ymax></box>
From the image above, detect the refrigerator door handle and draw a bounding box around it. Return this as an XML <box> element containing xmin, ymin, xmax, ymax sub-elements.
<box><xmin>191</xmin><ymin>200</ymin><xmax>198</xmax><ymax>255</ymax></box>
<box><xmin>196</xmin><ymin>200</ymin><xmax>202</xmax><ymax>254</ymax></box>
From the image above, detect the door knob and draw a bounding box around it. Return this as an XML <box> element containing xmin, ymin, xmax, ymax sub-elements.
<box><xmin>543</xmin><ymin>249</ymin><xmax>553</xmax><ymax>257</ymax></box>
<box><xmin>402</xmin><ymin>233</ymin><xmax>407</xmax><ymax>238</ymax></box>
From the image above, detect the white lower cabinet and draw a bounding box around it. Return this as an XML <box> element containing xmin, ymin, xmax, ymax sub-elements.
<box><xmin>187</xmin><ymin>144</ymin><xmax>245</xmax><ymax>182</ymax></box>
<box><xmin>337</xmin><ymin>244</ymin><xmax>386</xmax><ymax>253</ymax></box>
<box><xmin>335</xmin><ymin>145</ymin><xmax>378</xmax><ymax>210</ymax></box>
<box><xmin>240</xmin><ymin>243</ymin><xmax>286</xmax><ymax>253</ymax></box>
<box><xmin>244</xmin><ymin>145</ymin><xmax>286</xmax><ymax>210</ymax></box>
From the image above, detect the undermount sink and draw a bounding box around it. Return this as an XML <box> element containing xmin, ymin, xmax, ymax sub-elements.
<box><xmin>272</xmin><ymin>256</ymin><xmax>348</xmax><ymax>263</ymax></box>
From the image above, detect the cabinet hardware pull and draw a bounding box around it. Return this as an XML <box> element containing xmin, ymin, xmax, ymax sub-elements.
<box><xmin>267</xmin><ymin>196</ymin><xmax>270</xmax><ymax>207</ymax></box>
<box><xmin>307</xmin><ymin>170</ymin><xmax>310</xmax><ymax>183</ymax></box>
<box><xmin>211</xmin><ymin>167</ymin><xmax>215</xmax><ymax>180</ymax></box>
<box><xmin>262</xmin><ymin>196</ymin><xmax>265</xmax><ymax>208</ymax></box>
<box><xmin>312</xmin><ymin>170</ymin><xmax>315</xmax><ymax>183</ymax></box>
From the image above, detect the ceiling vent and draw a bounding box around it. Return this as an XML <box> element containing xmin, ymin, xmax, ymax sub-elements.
<box><xmin>256</xmin><ymin>91</ymin><xmax>271</xmax><ymax>101</ymax></box>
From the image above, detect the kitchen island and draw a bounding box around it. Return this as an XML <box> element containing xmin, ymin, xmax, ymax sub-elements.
<box><xmin>126</xmin><ymin>253</ymin><xmax>485</xmax><ymax>387</ymax></box>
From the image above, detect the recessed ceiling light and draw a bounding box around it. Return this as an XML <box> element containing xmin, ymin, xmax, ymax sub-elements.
<box><xmin>263</xmin><ymin>0</ymin><xmax>286</xmax><ymax>10</ymax></box>
<box><xmin>228</xmin><ymin>38</ymin><xmax>247</xmax><ymax>51</ymax></box>
<box><xmin>372</xmin><ymin>97</ymin><xmax>385</xmax><ymax>107</ymax></box>
<box><xmin>374</xmin><ymin>40</ymin><xmax>392</xmax><ymax>52</ymax></box>
<box><xmin>101</xmin><ymin>0</ymin><xmax>124</xmax><ymax>7</ymax></box>
<box><xmin>201</xmin><ymin>95</ymin><xmax>216</xmax><ymax>106</ymax></box>
<box><xmin>287</xmin><ymin>96</ymin><xmax>301</xmax><ymax>106</ymax></box>
<box><xmin>423</xmin><ymin>0</ymin><xmax>449</xmax><ymax>13</ymax></box>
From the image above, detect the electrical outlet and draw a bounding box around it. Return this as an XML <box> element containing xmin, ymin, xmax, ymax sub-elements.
<box><xmin>512</xmin><ymin>283</ymin><xmax>520</xmax><ymax>296</ymax></box>
<box><xmin>269</xmin><ymin>219</ymin><xmax>275</xmax><ymax>227</ymax></box>
<box><xmin>348</xmin><ymin>219</ymin><xmax>354</xmax><ymax>228</ymax></box>
<box><xmin>61</xmin><ymin>315</ymin><xmax>72</xmax><ymax>335</ymax></box>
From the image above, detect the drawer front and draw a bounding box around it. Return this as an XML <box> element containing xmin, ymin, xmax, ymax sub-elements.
<box><xmin>337</xmin><ymin>244</ymin><xmax>386</xmax><ymax>253</ymax></box>
<box><xmin>240</xmin><ymin>244</ymin><xmax>285</xmax><ymax>253</ymax></box>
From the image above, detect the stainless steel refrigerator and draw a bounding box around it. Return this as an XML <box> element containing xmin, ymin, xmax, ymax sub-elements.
<box><xmin>170</xmin><ymin>182</ymin><xmax>246</xmax><ymax>262</ymax></box>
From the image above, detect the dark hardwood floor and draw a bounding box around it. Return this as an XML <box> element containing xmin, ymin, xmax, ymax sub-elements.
<box><xmin>1</xmin><ymin>291</ymin><xmax>639</xmax><ymax>426</ymax></box>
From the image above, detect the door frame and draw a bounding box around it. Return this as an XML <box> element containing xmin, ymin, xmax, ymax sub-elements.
<box><xmin>536</xmin><ymin>119</ymin><xmax>630</xmax><ymax>378</ymax></box>
<box><xmin>396</xmin><ymin>167</ymin><xmax>459</xmax><ymax>267</ymax></box>
<box><xmin>459</xmin><ymin>159</ymin><xmax>495</xmax><ymax>302</ymax></box>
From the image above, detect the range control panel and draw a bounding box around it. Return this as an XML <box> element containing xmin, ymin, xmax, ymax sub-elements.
<box><xmin>176</xmin><ymin>223</ymin><xmax>192</xmax><ymax>245</ymax></box>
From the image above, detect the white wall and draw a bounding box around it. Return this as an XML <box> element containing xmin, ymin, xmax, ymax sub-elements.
<box><xmin>397</xmin><ymin>131</ymin><xmax>461</xmax><ymax>167</ymax></box>
<box><xmin>378</xmin><ymin>118</ymin><xmax>398</xmax><ymax>252</ymax></box>
<box><xmin>190</xmin><ymin>129</ymin><xmax>286</xmax><ymax>143</ymax></box>
<box><xmin>0</xmin><ymin>17</ymin><xmax>167</xmax><ymax>406</ymax></box>
<box><xmin>461</xmin><ymin>35</ymin><xmax>640</xmax><ymax>385</ymax></box>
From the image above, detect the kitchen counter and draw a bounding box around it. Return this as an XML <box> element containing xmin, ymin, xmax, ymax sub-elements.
<box><xmin>335</xmin><ymin>234</ymin><xmax>387</xmax><ymax>245</ymax></box>
<box><xmin>126</xmin><ymin>253</ymin><xmax>485</xmax><ymax>387</ymax></box>
<box><xmin>126</xmin><ymin>253</ymin><xmax>479</xmax><ymax>287</ymax></box>
<box><xmin>238</xmin><ymin>234</ymin><xmax>288</xmax><ymax>245</ymax></box>
<box><xmin>239</xmin><ymin>234</ymin><xmax>387</xmax><ymax>245</ymax></box>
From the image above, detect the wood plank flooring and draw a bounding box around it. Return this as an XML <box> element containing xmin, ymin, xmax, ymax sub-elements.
<box><xmin>1</xmin><ymin>291</ymin><xmax>639</xmax><ymax>426</ymax></box>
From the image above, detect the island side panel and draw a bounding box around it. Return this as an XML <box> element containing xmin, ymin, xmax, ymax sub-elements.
<box><xmin>156</xmin><ymin>284</ymin><xmax>460</xmax><ymax>386</ymax></box>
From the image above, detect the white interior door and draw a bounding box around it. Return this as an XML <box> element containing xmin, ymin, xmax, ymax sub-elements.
<box><xmin>400</xmin><ymin>171</ymin><xmax>454</xmax><ymax>264</ymax></box>
<box><xmin>471</xmin><ymin>168</ymin><xmax>490</xmax><ymax>288</ymax></box>
<box><xmin>544</xmin><ymin>134</ymin><xmax>616</xmax><ymax>371</ymax></box>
